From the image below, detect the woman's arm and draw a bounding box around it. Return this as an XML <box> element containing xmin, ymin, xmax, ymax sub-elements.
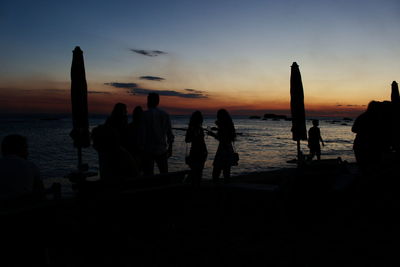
<box><xmin>206</xmin><ymin>129</ymin><xmax>218</xmax><ymax>139</ymax></box>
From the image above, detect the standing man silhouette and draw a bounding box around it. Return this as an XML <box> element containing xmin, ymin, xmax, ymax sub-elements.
<box><xmin>142</xmin><ymin>93</ymin><xmax>174</xmax><ymax>176</ymax></box>
<box><xmin>307</xmin><ymin>119</ymin><xmax>324</xmax><ymax>160</ymax></box>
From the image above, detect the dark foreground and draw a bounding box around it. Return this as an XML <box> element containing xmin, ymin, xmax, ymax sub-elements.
<box><xmin>2</xmin><ymin>160</ymin><xmax>400</xmax><ymax>266</ymax></box>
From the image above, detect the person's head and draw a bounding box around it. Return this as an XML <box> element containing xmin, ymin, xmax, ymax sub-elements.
<box><xmin>132</xmin><ymin>106</ymin><xmax>143</xmax><ymax>123</ymax></box>
<box><xmin>111</xmin><ymin>103</ymin><xmax>127</xmax><ymax>118</ymax></box>
<box><xmin>216</xmin><ymin>109</ymin><xmax>232</xmax><ymax>126</ymax></box>
<box><xmin>189</xmin><ymin>111</ymin><xmax>203</xmax><ymax>128</ymax></box>
<box><xmin>216</xmin><ymin>109</ymin><xmax>236</xmax><ymax>141</ymax></box>
<box><xmin>366</xmin><ymin>101</ymin><xmax>379</xmax><ymax>114</ymax></box>
<box><xmin>312</xmin><ymin>119</ymin><xmax>319</xmax><ymax>127</ymax></box>
<box><xmin>108</xmin><ymin>103</ymin><xmax>128</xmax><ymax>128</ymax></box>
<box><xmin>1</xmin><ymin>134</ymin><xmax>28</xmax><ymax>159</ymax></box>
<box><xmin>147</xmin><ymin>93</ymin><xmax>160</xmax><ymax>108</ymax></box>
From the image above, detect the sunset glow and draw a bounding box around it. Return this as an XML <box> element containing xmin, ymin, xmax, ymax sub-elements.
<box><xmin>1</xmin><ymin>0</ymin><xmax>399</xmax><ymax>117</ymax></box>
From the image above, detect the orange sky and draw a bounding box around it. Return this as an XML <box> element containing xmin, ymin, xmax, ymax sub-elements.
<box><xmin>0</xmin><ymin>84</ymin><xmax>370</xmax><ymax>118</ymax></box>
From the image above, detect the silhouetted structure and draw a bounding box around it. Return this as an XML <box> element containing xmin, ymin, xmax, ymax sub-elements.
<box><xmin>307</xmin><ymin>120</ymin><xmax>324</xmax><ymax>160</ymax></box>
<box><xmin>391</xmin><ymin>81</ymin><xmax>400</xmax><ymax>104</ymax></box>
<box><xmin>91</xmin><ymin>124</ymin><xmax>139</xmax><ymax>182</ymax></box>
<box><xmin>185</xmin><ymin>111</ymin><xmax>208</xmax><ymax>187</ymax></box>
<box><xmin>0</xmin><ymin>134</ymin><xmax>44</xmax><ymax>199</ymax></box>
<box><xmin>105</xmin><ymin>102</ymin><xmax>129</xmax><ymax>149</ymax></box>
<box><xmin>263</xmin><ymin>113</ymin><xmax>287</xmax><ymax>120</ymax></box>
<box><xmin>290</xmin><ymin>62</ymin><xmax>307</xmax><ymax>162</ymax></box>
<box><xmin>142</xmin><ymin>93</ymin><xmax>174</xmax><ymax>176</ymax></box>
<box><xmin>127</xmin><ymin>106</ymin><xmax>145</xmax><ymax>173</ymax></box>
<box><xmin>391</xmin><ymin>81</ymin><xmax>400</xmax><ymax>152</ymax></box>
<box><xmin>208</xmin><ymin>109</ymin><xmax>237</xmax><ymax>183</ymax></box>
<box><xmin>70</xmin><ymin>46</ymin><xmax>90</xmax><ymax>170</ymax></box>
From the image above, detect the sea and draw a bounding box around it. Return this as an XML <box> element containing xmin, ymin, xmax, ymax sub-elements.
<box><xmin>0</xmin><ymin>114</ymin><xmax>356</xmax><ymax>195</ymax></box>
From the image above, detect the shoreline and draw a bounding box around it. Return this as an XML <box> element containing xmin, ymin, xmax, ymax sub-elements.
<box><xmin>45</xmin><ymin>158</ymin><xmax>358</xmax><ymax>199</ymax></box>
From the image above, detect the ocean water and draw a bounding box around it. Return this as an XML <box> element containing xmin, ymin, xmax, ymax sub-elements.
<box><xmin>0</xmin><ymin>115</ymin><xmax>356</xmax><ymax>190</ymax></box>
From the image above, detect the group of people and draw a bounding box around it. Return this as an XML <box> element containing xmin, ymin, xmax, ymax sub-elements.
<box><xmin>10</xmin><ymin>94</ymin><xmax>399</xmax><ymax>200</ymax></box>
<box><xmin>92</xmin><ymin>92</ymin><xmax>238</xmax><ymax>186</ymax></box>
<box><xmin>352</xmin><ymin>100</ymin><xmax>400</xmax><ymax>171</ymax></box>
<box><xmin>185</xmin><ymin>109</ymin><xmax>237</xmax><ymax>186</ymax></box>
<box><xmin>92</xmin><ymin>93</ymin><xmax>174</xmax><ymax>182</ymax></box>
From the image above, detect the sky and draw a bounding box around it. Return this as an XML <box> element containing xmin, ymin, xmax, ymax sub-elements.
<box><xmin>0</xmin><ymin>0</ymin><xmax>399</xmax><ymax>117</ymax></box>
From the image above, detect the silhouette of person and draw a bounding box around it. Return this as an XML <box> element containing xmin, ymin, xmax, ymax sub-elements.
<box><xmin>92</xmin><ymin>124</ymin><xmax>139</xmax><ymax>183</ymax></box>
<box><xmin>307</xmin><ymin>120</ymin><xmax>324</xmax><ymax>160</ymax></box>
<box><xmin>127</xmin><ymin>106</ymin><xmax>145</xmax><ymax>173</ymax></box>
<box><xmin>105</xmin><ymin>103</ymin><xmax>129</xmax><ymax>149</ymax></box>
<box><xmin>185</xmin><ymin>111</ymin><xmax>208</xmax><ymax>187</ymax></box>
<box><xmin>208</xmin><ymin>109</ymin><xmax>236</xmax><ymax>183</ymax></box>
<box><xmin>142</xmin><ymin>93</ymin><xmax>174</xmax><ymax>176</ymax></box>
<box><xmin>0</xmin><ymin>134</ymin><xmax>44</xmax><ymax>200</ymax></box>
<box><xmin>352</xmin><ymin>101</ymin><xmax>391</xmax><ymax>170</ymax></box>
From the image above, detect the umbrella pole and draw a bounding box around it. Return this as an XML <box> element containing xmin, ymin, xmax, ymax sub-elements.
<box><xmin>297</xmin><ymin>140</ymin><xmax>302</xmax><ymax>165</ymax></box>
<box><xmin>77</xmin><ymin>145</ymin><xmax>82</xmax><ymax>170</ymax></box>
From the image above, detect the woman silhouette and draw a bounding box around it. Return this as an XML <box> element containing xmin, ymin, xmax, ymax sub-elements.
<box><xmin>105</xmin><ymin>103</ymin><xmax>129</xmax><ymax>149</ymax></box>
<box><xmin>185</xmin><ymin>111</ymin><xmax>208</xmax><ymax>187</ymax></box>
<box><xmin>208</xmin><ymin>109</ymin><xmax>236</xmax><ymax>183</ymax></box>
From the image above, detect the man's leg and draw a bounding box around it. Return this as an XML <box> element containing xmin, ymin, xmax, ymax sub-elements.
<box><xmin>222</xmin><ymin>167</ymin><xmax>231</xmax><ymax>183</ymax></box>
<box><xmin>155</xmin><ymin>153</ymin><xmax>168</xmax><ymax>174</ymax></box>
<box><xmin>308</xmin><ymin>150</ymin><xmax>315</xmax><ymax>161</ymax></box>
<box><xmin>143</xmin><ymin>154</ymin><xmax>155</xmax><ymax>176</ymax></box>
<box><xmin>212</xmin><ymin>166</ymin><xmax>222</xmax><ymax>183</ymax></box>
<box><xmin>316</xmin><ymin>151</ymin><xmax>321</xmax><ymax>160</ymax></box>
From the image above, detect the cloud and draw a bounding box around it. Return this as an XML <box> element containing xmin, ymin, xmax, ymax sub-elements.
<box><xmin>104</xmin><ymin>82</ymin><xmax>138</xmax><ymax>88</ymax></box>
<box><xmin>184</xmin><ymin>89</ymin><xmax>205</xmax><ymax>94</ymax></box>
<box><xmin>129</xmin><ymin>88</ymin><xmax>208</xmax><ymax>99</ymax></box>
<box><xmin>88</xmin><ymin>91</ymin><xmax>112</xmax><ymax>95</ymax></box>
<box><xmin>129</xmin><ymin>49</ymin><xmax>167</xmax><ymax>57</ymax></box>
<box><xmin>105</xmin><ymin>82</ymin><xmax>208</xmax><ymax>99</ymax></box>
<box><xmin>139</xmin><ymin>76</ymin><xmax>165</xmax><ymax>81</ymax></box>
<box><xmin>336</xmin><ymin>104</ymin><xmax>365</xmax><ymax>107</ymax></box>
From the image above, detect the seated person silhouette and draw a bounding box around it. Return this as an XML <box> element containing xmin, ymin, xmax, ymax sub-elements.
<box><xmin>0</xmin><ymin>134</ymin><xmax>44</xmax><ymax>200</ymax></box>
<box><xmin>307</xmin><ymin>120</ymin><xmax>324</xmax><ymax>160</ymax></box>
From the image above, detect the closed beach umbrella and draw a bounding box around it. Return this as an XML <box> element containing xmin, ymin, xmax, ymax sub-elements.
<box><xmin>391</xmin><ymin>81</ymin><xmax>400</xmax><ymax>151</ymax></box>
<box><xmin>391</xmin><ymin>81</ymin><xmax>399</xmax><ymax>104</ymax></box>
<box><xmin>70</xmin><ymin>46</ymin><xmax>90</xmax><ymax>167</ymax></box>
<box><xmin>290</xmin><ymin>62</ymin><xmax>307</xmax><ymax>160</ymax></box>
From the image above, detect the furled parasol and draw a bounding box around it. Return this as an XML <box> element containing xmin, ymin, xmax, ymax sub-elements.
<box><xmin>290</xmin><ymin>62</ymin><xmax>307</xmax><ymax>162</ymax></box>
<box><xmin>391</xmin><ymin>81</ymin><xmax>399</xmax><ymax>104</ymax></box>
<box><xmin>70</xmin><ymin>46</ymin><xmax>90</xmax><ymax>170</ymax></box>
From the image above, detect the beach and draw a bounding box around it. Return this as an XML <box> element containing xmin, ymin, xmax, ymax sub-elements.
<box><xmin>4</xmin><ymin>157</ymin><xmax>399</xmax><ymax>266</ymax></box>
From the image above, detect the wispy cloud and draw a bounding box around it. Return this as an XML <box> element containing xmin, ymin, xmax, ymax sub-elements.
<box><xmin>139</xmin><ymin>76</ymin><xmax>165</xmax><ymax>81</ymax></box>
<box><xmin>129</xmin><ymin>88</ymin><xmax>208</xmax><ymax>99</ymax></box>
<box><xmin>105</xmin><ymin>82</ymin><xmax>208</xmax><ymax>99</ymax></box>
<box><xmin>336</xmin><ymin>104</ymin><xmax>366</xmax><ymax>107</ymax></box>
<box><xmin>104</xmin><ymin>82</ymin><xmax>138</xmax><ymax>88</ymax></box>
<box><xmin>88</xmin><ymin>91</ymin><xmax>112</xmax><ymax>95</ymax></box>
<box><xmin>129</xmin><ymin>49</ymin><xmax>167</xmax><ymax>57</ymax></box>
<box><xmin>184</xmin><ymin>89</ymin><xmax>205</xmax><ymax>94</ymax></box>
